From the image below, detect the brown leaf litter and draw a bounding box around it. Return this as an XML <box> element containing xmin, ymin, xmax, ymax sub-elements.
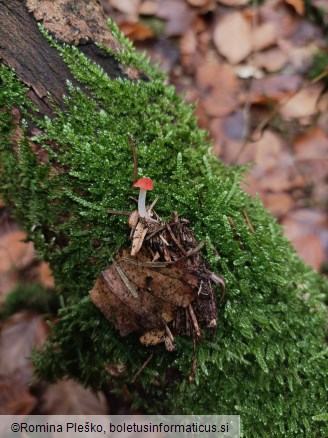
<box><xmin>90</xmin><ymin>212</ymin><xmax>224</xmax><ymax>351</ymax></box>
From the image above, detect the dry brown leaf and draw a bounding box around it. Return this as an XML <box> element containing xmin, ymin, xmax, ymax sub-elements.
<box><xmin>119</xmin><ymin>22</ymin><xmax>154</xmax><ymax>41</ymax></box>
<box><xmin>253</xmin><ymin>22</ymin><xmax>277</xmax><ymax>51</ymax></box>
<box><xmin>90</xmin><ymin>216</ymin><xmax>221</xmax><ymax>349</ymax></box>
<box><xmin>0</xmin><ymin>311</ymin><xmax>49</xmax><ymax>376</ymax></box>
<box><xmin>254</xmin><ymin>48</ymin><xmax>288</xmax><ymax>72</ymax></box>
<box><xmin>209</xmin><ymin>116</ymin><xmax>249</xmax><ymax>163</ymax></box>
<box><xmin>216</xmin><ymin>0</ymin><xmax>249</xmax><ymax>5</ymax></box>
<box><xmin>157</xmin><ymin>1</ymin><xmax>196</xmax><ymax>37</ymax></box>
<box><xmin>248</xmin><ymin>74</ymin><xmax>302</xmax><ymax>104</ymax></box>
<box><xmin>90</xmin><ymin>248</ymin><xmax>197</xmax><ymax>337</ymax></box>
<box><xmin>278</xmin><ymin>40</ymin><xmax>316</xmax><ymax>73</ymax></box>
<box><xmin>285</xmin><ymin>0</ymin><xmax>305</xmax><ymax>15</ymax></box>
<box><xmin>196</xmin><ymin>62</ymin><xmax>238</xmax><ymax>117</ymax></box>
<box><xmin>291</xmin><ymin>235</ymin><xmax>324</xmax><ymax>271</ymax></box>
<box><xmin>254</xmin><ymin>130</ymin><xmax>284</xmax><ymax>171</ymax></box>
<box><xmin>139</xmin><ymin>1</ymin><xmax>158</xmax><ymax>15</ymax></box>
<box><xmin>261</xmin><ymin>192</ymin><xmax>294</xmax><ymax>217</ymax></box>
<box><xmin>180</xmin><ymin>28</ymin><xmax>198</xmax><ymax>71</ymax></box>
<box><xmin>38</xmin><ymin>261</ymin><xmax>55</xmax><ymax>289</ymax></box>
<box><xmin>0</xmin><ymin>231</ymin><xmax>34</xmax><ymax>273</ymax></box>
<box><xmin>111</xmin><ymin>0</ymin><xmax>141</xmax><ymax>18</ymax></box>
<box><xmin>279</xmin><ymin>83</ymin><xmax>324</xmax><ymax>120</ymax></box>
<box><xmin>293</xmin><ymin>127</ymin><xmax>328</xmax><ymax>160</ymax></box>
<box><xmin>282</xmin><ymin>209</ymin><xmax>327</xmax><ymax>239</ymax></box>
<box><xmin>281</xmin><ymin>209</ymin><xmax>328</xmax><ymax>270</ymax></box>
<box><xmin>0</xmin><ymin>371</ymin><xmax>37</xmax><ymax>415</ymax></box>
<box><xmin>187</xmin><ymin>0</ymin><xmax>214</xmax><ymax>7</ymax></box>
<box><xmin>213</xmin><ymin>12</ymin><xmax>252</xmax><ymax>64</ymax></box>
<box><xmin>240</xmin><ymin>131</ymin><xmax>304</xmax><ymax>192</ymax></box>
<box><xmin>131</xmin><ymin>221</ymin><xmax>148</xmax><ymax>256</ymax></box>
<box><xmin>140</xmin><ymin>329</ymin><xmax>165</xmax><ymax>346</ymax></box>
<box><xmin>36</xmin><ymin>380</ymin><xmax>108</xmax><ymax>414</ymax></box>
<box><xmin>0</xmin><ymin>312</ymin><xmax>49</xmax><ymax>415</ymax></box>
<box><xmin>221</xmin><ymin>111</ymin><xmax>246</xmax><ymax>142</ymax></box>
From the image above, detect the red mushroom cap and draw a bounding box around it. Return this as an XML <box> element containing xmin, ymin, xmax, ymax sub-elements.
<box><xmin>133</xmin><ymin>177</ymin><xmax>154</xmax><ymax>190</ymax></box>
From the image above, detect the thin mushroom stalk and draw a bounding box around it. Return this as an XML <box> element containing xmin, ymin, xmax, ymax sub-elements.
<box><xmin>133</xmin><ymin>177</ymin><xmax>158</xmax><ymax>222</ymax></box>
<box><xmin>138</xmin><ymin>188</ymin><xmax>151</xmax><ymax>220</ymax></box>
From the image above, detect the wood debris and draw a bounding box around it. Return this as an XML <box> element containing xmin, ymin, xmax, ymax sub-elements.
<box><xmin>89</xmin><ymin>211</ymin><xmax>224</xmax><ymax>350</ymax></box>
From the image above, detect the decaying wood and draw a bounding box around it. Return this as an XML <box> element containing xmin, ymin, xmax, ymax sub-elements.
<box><xmin>0</xmin><ymin>0</ymin><xmax>147</xmax><ymax>119</ymax></box>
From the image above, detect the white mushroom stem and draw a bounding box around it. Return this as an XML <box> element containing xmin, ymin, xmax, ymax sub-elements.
<box><xmin>137</xmin><ymin>189</ymin><xmax>157</xmax><ymax>222</ymax></box>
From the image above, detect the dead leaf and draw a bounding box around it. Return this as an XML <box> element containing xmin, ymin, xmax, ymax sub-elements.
<box><xmin>90</xmin><ymin>248</ymin><xmax>197</xmax><ymax>337</ymax></box>
<box><xmin>282</xmin><ymin>209</ymin><xmax>328</xmax><ymax>270</ymax></box>
<box><xmin>106</xmin><ymin>362</ymin><xmax>127</xmax><ymax>377</ymax></box>
<box><xmin>254</xmin><ymin>130</ymin><xmax>284</xmax><ymax>171</ymax></box>
<box><xmin>281</xmin><ymin>209</ymin><xmax>328</xmax><ymax>270</ymax></box>
<box><xmin>221</xmin><ymin>111</ymin><xmax>246</xmax><ymax>142</ymax></box>
<box><xmin>0</xmin><ymin>371</ymin><xmax>37</xmax><ymax>415</ymax></box>
<box><xmin>38</xmin><ymin>261</ymin><xmax>55</xmax><ymax>289</ymax></box>
<box><xmin>119</xmin><ymin>22</ymin><xmax>154</xmax><ymax>41</ymax></box>
<box><xmin>240</xmin><ymin>131</ymin><xmax>304</xmax><ymax>192</ymax></box>
<box><xmin>131</xmin><ymin>221</ymin><xmax>148</xmax><ymax>256</ymax></box>
<box><xmin>139</xmin><ymin>329</ymin><xmax>165</xmax><ymax>346</ymax></box>
<box><xmin>248</xmin><ymin>74</ymin><xmax>302</xmax><ymax>104</ymax></box>
<box><xmin>0</xmin><ymin>231</ymin><xmax>34</xmax><ymax>273</ymax></box>
<box><xmin>216</xmin><ymin>0</ymin><xmax>249</xmax><ymax>5</ymax></box>
<box><xmin>279</xmin><ymin>83</ymin><xmax>324</xmax><ymax>120</ymax></box>
<box><xmin>213</xmin><ymin>12</ymin><xmax>252</xmax><ymax>64</ymax></box>
<box><xmin>0</xmin><ymin>312</ymin><xmax>49</xmax><ymax>415</ymax></box>
<box><xmin>180</xmin><ymin>28</ymin><xmax>198</xmax><ymax>72</ymax></box>
<box><xmin>253</xmin><ymin>22</ymin><xmax>277</xmax><ymax>51</ymax></box>
<box><xmin>157</xmin><ymin>1</ymin><xmax>196</xmax><ymax>37</ymax></box>
<box><xmin>261</xmin><ymin>192</ymin><xmax>294</xmax><ymax>217</ymax></box>
<box><xmin>187</xmin><ymin>0</ymin><xmax>214</xmax><ymax>7</ymax></box>
<box><xmin>293</xmin><ymin>127</ymin><xmax>328</xmax><ymax>161</ymax></box>
<box><xmin>36</xmin><ymin>380</ymin><xmax>108</xmax><ymax>414</ymax></box>
<box><xmin>278</xmin><ymin>40</ymin><xmax>316</xmax><ymax>74</ymax></box>
<box><xmin>139</xmin><ymin>1</ymin><xmax>158</xmax><ymax>16</ymax></box>
<box><xmin>291</xmin><ymin>235</ymin><xmax>324</xmax><ymax>271</ymax></box>
<box><xmin>254</xmin><ymin>48</ymin><xmax>288</xmax><ymax>72</ymax></box>
<box><xmin>196</xmin><ymin>62</ymin><xmax>238</xmax><ymax>117</ymax></box>
<box><xmin>111</xmin><ymin>0</ymin><xmax>141</xmax><ymax>19</ymax></box>
<box><xmin>285</xmin><ymin>0</ymin><xmax>305</xmax><ymax>15</ymax></box>
<box><xmin>0</xmin><ymin>311</ymin><xmax>49</xmax><ymax>376</ymax></box>
<box><xmin>90</xmin><ymin>217</ymin><xmax>221</xmax><ymax>349</ymax></box>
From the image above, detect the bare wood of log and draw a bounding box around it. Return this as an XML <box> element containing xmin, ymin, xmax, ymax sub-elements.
<box><xmin>0</xmin><ymin>0</ymin><xmax>143</xmax><ymax>126</ymax></box>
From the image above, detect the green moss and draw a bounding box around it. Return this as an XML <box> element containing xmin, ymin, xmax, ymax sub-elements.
<box><xmin>0</xmin><ymin>283</ymin><xmax>58</xmax><ymax>319</ymax></box>
<box><xmin>0</xmin><ymin>23</ymin><xmax>327</xmax><ymax>437</ymax></box>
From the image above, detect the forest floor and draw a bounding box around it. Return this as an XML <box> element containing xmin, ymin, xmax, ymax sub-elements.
<box><xmin>0</xmin><ymin>0</ymin><xmax>327</xmax><ymax>415</ymax></box>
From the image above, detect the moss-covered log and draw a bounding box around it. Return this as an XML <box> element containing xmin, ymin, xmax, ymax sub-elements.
<box><xmin>0</xmin><ymin>1</ymin><xmax>327</xmax><ymax>436</ymax></box>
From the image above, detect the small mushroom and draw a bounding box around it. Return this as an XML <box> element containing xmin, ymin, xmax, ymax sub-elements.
<box><xmin>133</xmin><ymin>177</ymin><xmax>157</xmax><ymax>222</ymax></box>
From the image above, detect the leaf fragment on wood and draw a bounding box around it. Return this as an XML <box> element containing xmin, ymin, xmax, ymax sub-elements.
<box><xmin>89</xmin><ymin>214</ymin><xmax>224</xmax><ymax>349</ymax></box>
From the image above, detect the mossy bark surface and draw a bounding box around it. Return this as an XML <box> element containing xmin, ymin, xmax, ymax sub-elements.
<box><xmin>0</xmin><ymin>1</ymin><xmax>327</xmax><ymax>436</ymax></box>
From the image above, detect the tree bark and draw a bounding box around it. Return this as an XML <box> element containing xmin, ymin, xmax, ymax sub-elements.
<box><xmin>0</xmin><ymin>0</ymin><xmax>143</xmax><ymax>116</ymax></box>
